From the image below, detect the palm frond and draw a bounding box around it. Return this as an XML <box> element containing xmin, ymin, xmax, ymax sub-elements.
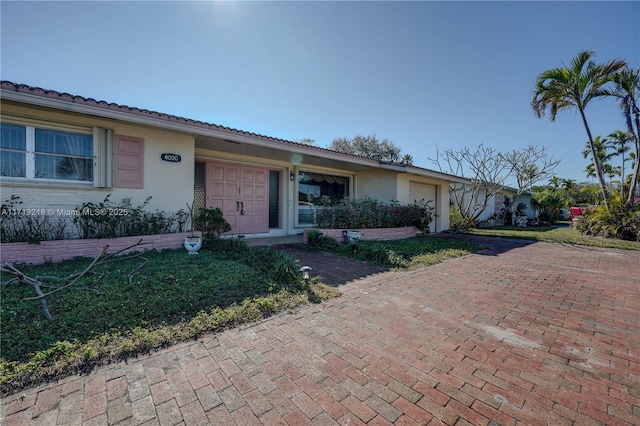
<box><xmin>569</xmin><ymin>50</ymin><xmax>595</xmax><ymax>75</ymax></box>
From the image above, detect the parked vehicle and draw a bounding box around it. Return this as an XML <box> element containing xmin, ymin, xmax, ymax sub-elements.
<box><xmin>568</xmin><ymin>205</ymin><xmax>599</xmax><ymax>220</ymax></box>
<box><xmin>568</xmin><ymin>207</ymin><xmax>586</xmax><ymax>220</ymax></box>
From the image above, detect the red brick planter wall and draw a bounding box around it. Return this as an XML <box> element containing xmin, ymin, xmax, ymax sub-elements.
<box><xmin>1</xmin><ymin>232</ymin><xmax>200</xmax><ymax>265</ymax></box>
<box><xmin>303</xmin><ymin>226</ymin><xmax>417</xmax><ymax>244</ymax></box>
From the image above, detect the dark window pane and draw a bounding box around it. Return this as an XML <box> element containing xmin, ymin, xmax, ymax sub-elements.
<box><xmin>0</xmin><ymin>150</ymin><xmax>26</xmax><ymax>177</ymax></box>
<box><xmin>299</xmin><ymin>183</ymin><xmax>320</xmax><ymax>204</ymax></box>
<box><xmin>35</xmin><ymin>129</ymin><xmax>92</xmax><ymax>157</ymax></box>
<box><xmin>298</xmin><ymin>207</ymin><xmax>316</xmax><ymax>225</ymax></box>
<box><xmin>35</xmin><ymin>154</ymin><xmax>93</xmax><ymax>181</ymax></box>
<box><xmin>297</xmin><ymin>171</ymin><xmax>349</xmax><ymax>225</ymax></box>
<box><xmin>269</xmin><ymin>170</ymin><xmax>280</xmax><ymax>228</ymax></box>
<box><xmin>298</xmin><ymin>171</ymin><xmax>348</xmax><ymax>203</ymax></box>
<box><xmin>0</xmin><ymin>123</ymin><xmax>26</xmax><ymax>150</ymax></box>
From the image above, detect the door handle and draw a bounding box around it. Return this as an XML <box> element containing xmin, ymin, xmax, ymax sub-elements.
<box><xmin>236</xmin><ymin>201</ymin><xmax>240</xmax><ymax>211</ymax></box>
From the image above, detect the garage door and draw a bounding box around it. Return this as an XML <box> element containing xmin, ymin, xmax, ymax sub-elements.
<box><xmin>409</xmin><ymin>181</ymin><xmax>437</xmax><ymax>233</ymax></box>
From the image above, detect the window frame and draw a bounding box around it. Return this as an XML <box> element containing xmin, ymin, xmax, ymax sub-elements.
<box><xmin>0</xmin><ymin>123</ymin><xmax>27</xmax><ymax>177</ymax></box>
<box><xmin>0</xmin><ymin>119</ymin><xmax>112</xmax><ymax>188</ymax></box>
<box><xmin>296</xmin><ymin>169</ymin><xmax>350</xmax><ymax>227</ymax></box>
<box><xmin>33</xmin><ymin>127</ymin><xmax>94</xmax><ymax>182</ymax></box>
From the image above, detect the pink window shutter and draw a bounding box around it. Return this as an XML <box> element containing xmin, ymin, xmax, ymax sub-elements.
<box><xmin>115</xmin><ymin>135</ymin><xmax>144</xmax><ymax>188</ymax></box>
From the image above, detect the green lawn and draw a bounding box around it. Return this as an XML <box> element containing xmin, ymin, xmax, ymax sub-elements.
<box><xmin>465</xmin><ymin>224</ymin><xmax>640</xmax><ymax>251</ymax></box>
<box><xmin>309</xmin><ymin>234</ymin><xmax>483</xmax><ymax>269</ymax></box>
<box><xmin>0</xmin><ymin>240</ymin><xmax>339</xmax><ymax>395</ymax></box>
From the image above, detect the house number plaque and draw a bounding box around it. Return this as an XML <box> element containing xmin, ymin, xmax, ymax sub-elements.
<box><xmin>161</xmin><ymin>153</ymin><xmax>182</xmax><ymax>163</ymax></box>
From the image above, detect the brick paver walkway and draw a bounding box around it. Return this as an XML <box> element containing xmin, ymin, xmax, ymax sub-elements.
<box><xmin>2</xmin><ymin>239</ymin><xmax>639</xmax><ymax>425</ymax></box>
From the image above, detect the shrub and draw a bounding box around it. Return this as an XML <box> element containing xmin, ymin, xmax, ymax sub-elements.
<box><xmin>449</xmin><ymin>205</ymin><xmax>471</xmax><ymax>231</ymax></box>
<box><xmin>348</xmin><ymin>242</ymin><xmax>410</xmax><ymax>269</ymax></box>
<box><xmin>537</xmin><ymin>210</ymin><xmax>558</xmax><ymax>224</ymax></box>
<box><xmin>306</xmin><ymin>229</ymin><xmax>320</xmax><ymax>242</ymax></box>
<box><xmin>195</xmin><ymin>207</ymin><xmax>231</xmax><ymax>242</ymax></box>
<box><xmin>575</xmin><ymin>198</ymin><xmax>640</xmax><ymax>241</ymax></box>
<box><xmin>74</xmin><ymin>195</ymin><xmax>189</xmax><ymax>239</ymax></box>
<box><xmin>1</xmin><ymin>195</ymin><xmax>70</xmax><ymax>243</ymax></box>
<box><xmin>204</xmin><ymin>238</ymin><xmax>303</xmax><ymax>290</ymax></box>
<box><xmin>532</xmin><ymin>189</ymin><xmax>565</xmax><ymax>223</ymax></box>
<box><xmin>314</xmin><ymin>196</ymin><xmax>433</xmax><ymax>231</ymax></box>
<box><xmin>74</xmin><ymin>195</ymin><xmax>187</xmax><ymax>239</ymax></box>
<box><xmin>515</xmin><ymin>202</ymin><xmax>528</xmax><ymax>216</ymax></box>
<box><xmin>1</xmin><ymin>195</ymin><xmax>189</xmax><ymax>243</ymax></box>
<box><xmin>307</xmin><ymin>233</ymin><xmax>340</xmax><ymax>252</ymax></box>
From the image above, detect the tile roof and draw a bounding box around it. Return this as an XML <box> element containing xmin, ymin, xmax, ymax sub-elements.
<box><xmin>0</xmin><ymin>80</ymin><xmax>310</xmax><ymax>146</ymax></box>
<box><xmin>0</xmin><ymin>80</ymin><xmax>465</xmax><ymax>181</ymax></box>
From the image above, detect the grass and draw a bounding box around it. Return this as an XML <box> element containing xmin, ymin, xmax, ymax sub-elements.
<box><xmin>309</xmin><ymin>234</ymin><xmax>483</xmax><ymax>269</ymax></box>
<box><xmin>0</xmin><ymin>239</ymin><xmax>340</xmax><ymax>395</ymax></box>
<box><xmin>464</xmin><ymin>224</ymin><xmax>640</xmax><ymax>251</ymax></box>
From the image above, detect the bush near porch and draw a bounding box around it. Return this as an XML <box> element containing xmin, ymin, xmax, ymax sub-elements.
<box><xmin>314</xmin><ymin>196</ymin><xmax>434</xmax><ymax>231</ymax></box>
<box><xmin>1</xmin><ymin>195</ymin><xmax>188</xmax><ymax>244</ymax></box>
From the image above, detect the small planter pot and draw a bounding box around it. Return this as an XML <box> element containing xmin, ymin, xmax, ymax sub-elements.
<box><xmin>515</xmin><ymin>216</ymin><xmax>528</xmax><ymax>227</ymax></box>
<box><xmin>184</xmin><ymin>237</ymin><xmax>202</xmax><ymax>254</ymax></box>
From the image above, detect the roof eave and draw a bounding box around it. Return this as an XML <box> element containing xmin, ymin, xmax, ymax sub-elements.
<box><xmin>406</xmin><ymin>166</ymin><xmax>471</xmax><ymax>184</ymax></box>
<box><xmin>1</xmin><ymin>85</ymin><xmax>464</xmax><ymax>182</ymax></box>
<box><xmin>1</xmin><ymin>88</ymin><xmax>380</xmax><ymax>168</ymax></box>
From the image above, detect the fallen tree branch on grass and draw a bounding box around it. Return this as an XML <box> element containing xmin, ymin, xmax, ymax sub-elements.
<box><xmin>0</xmin><ymin>239</ymin><xmax>149</xmax><ymax>319</ymax></box>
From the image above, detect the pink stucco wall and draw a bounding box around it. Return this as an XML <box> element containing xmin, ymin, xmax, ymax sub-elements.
<box><xmin>1</xmin><ymin>232</ymin><xmax>200</xmax><ymax>265</ymax></box>
<box><xmin>303</xmin><ymin>227</ymin><xmax>417</xmax><ymax>244</ymax></box>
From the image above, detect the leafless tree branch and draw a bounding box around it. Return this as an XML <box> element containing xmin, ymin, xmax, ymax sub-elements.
<box><xmin>430</xmin><ymin>144</ymin><xmax>560</xmax><ymax>227</ymax></box>
<box><xmin>431</xmin><ymin>144</ymin><xmax>511</xmax><ymax>226</ymax></box>
<box><xmin>1</xmin><ymin>239</ymin><xmax>150</xmax><ymax>319</ymax></box>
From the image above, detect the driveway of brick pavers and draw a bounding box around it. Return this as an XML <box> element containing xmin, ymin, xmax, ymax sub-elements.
<box><xmin>2</xmin><ymin>240</ymin><xmax>639</xmax><ymax>425</ymax></box>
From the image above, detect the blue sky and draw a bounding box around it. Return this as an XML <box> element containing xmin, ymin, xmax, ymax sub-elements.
<box><xmin>2</xmin><ymin>1</ymin><xmax>638</xmax><ymax>186</ymax></box>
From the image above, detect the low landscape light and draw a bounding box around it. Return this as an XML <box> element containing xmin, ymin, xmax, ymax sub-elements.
<box><xmin>300</xmin><ymin>266</ymin><xmax>312</xmax><ymax>280</ymax></box>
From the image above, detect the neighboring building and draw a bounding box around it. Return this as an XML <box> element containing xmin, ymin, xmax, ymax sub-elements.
<box><xmin>483</xmin><ymin>186</ymin><xmax>534</xmax><ymax>221</ymax></box>
<box><xmin>1</xmin><ymin>81</ymin><xmax>467</xmax><ymax>239</ymax></box>
<box><xmin>450</xmin><ymin>183</ymin><xmax>534</xmax><ymax>223</ymax></box>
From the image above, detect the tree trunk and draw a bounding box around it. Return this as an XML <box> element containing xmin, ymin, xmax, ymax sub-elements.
<box><xmin>627</xmin><ymin>112</ymin><xmax>640</xmax><ymax>204</ymax></box>
<box><xmin>579</xmin><ymin>108</ymin><xmax>610</xmax><ymax>210</ymax></box>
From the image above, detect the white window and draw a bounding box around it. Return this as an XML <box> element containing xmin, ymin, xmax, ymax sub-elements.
<box><xmin>0</xmin><ymin>123</ymin><xmax>27</xmax><ymax>177</ymax></box>
<box><xmin>297</xmin><ymin>171</ymin><xmax>349</xmax><ymax>225</ymax></box>
<box><xmin>34</xmin><ymin>128</ymin><xmax>93</xmax><ymax>181</ymax></box>
<box><xmin>0</xmin><ymin>122</ymin><xmax>112</xmax><ymax>187</ymax></box>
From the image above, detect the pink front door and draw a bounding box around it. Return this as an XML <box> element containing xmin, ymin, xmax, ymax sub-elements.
<box><xmin>206</xmin><ymin>162</ymin><xmax>269</xmax><ymax>235</ymax></box>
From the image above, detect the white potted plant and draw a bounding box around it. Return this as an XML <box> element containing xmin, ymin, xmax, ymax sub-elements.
<box><xmin>184</xmin><ymin>201</ymin><xmax>202</xmax><ymax>254</ymax></box>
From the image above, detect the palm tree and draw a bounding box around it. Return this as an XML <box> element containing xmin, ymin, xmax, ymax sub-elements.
<box><xmin>561</xmin><ymin>178</ymin><xmax>577</xmax><ymax>200</ymax></box>
<box><xmin>582</xmin><ymin>136</ymin><xmax>616</xmax><ymax>198</ymax></box>
<box><xmin>582</xmin><ymin>135</ymin><xmax>619</xmax><ymax>201</ymax></box>
<box><xmin>605</xmin><ymin>164</ymin><xmax>621</xmax><ymax>187</ymax></box>
<box><xmin>629</xmin><ymin>152</ymin><xmax>639</xmax><ymax>198</ymax></box>
<box><xmin>532</xmin><ymin>51</ymin><xmax>627</xmax><ymax>210</ymax></box>
<box><xmin>561</xmin><ymin>178</ymin><xmax>576</xmax><ymax>191</ymax></box>
<box><xmin>582</xmin><ymin>135</ymin><xmax>614</xmax><ymax>170</ymax></box>
<box><xmin>548</xmin><ymin>176</ymin><xmax>561</xmax><ymax>190</ymax></box>
<box><xmin>609</xmin><ymin>68</ymin><xmax>640</xmax><ymax>203</ymax></box>
<box><xmin>400</xmin><ymin>154</ymin><xmax>414</xmax><ymax>165</ymax></box>
<box><xmin>607</xmin><ymin>130</ymin><xmax>633</xmax><ymax>195</ymax></box>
